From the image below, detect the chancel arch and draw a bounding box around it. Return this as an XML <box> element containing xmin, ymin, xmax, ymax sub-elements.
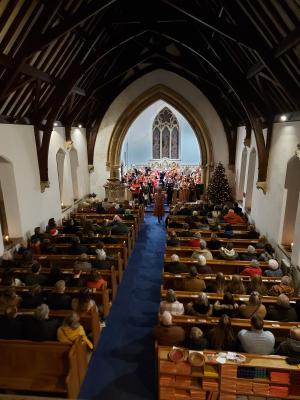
<box><xmin>106</xmin><ymin>85</ymin><xmax>214</xmax><ymax>187</ymax></box>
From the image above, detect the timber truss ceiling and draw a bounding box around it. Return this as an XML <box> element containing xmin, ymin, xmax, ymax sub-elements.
<box><xmin>0</xmin><ymin>0</ymin><xmax>300</xmax><ymax>187</ymax></box>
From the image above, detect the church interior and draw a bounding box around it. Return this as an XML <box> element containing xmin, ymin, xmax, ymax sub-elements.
<box><xmin>0</xmin><ymin>0</ymin><xmax>300</xmax><ymax>399</ymax></box>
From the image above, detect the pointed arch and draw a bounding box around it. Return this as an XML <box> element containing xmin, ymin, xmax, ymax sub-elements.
<box><xmin>106</xmin><ymin>84</ymin><xmax>213</xmax><ymax>185</ymax></box>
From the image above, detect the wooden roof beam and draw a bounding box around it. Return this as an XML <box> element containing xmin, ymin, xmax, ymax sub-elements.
<box><xmin>162</xmin><ymin>0</ymin><xmax>256</xmax><ymax>50</ymax></box>
<box><xmin>29</xmin><ymin>0</ymin><xmax>118</xmax><ymax>56</ymax></box>
<box><xmin>274</xmin><ymin>26</ymin><xmax>300</xmax><ymax>58</ymax></box>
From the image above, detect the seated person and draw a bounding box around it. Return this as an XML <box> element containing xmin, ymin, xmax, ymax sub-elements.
<box><xmin>240</xmin><ymin>259</ymin><xmax>262</xmax><ymax>277</ymax></box>
<box><xmin>30</xmin><ymin>227</ymin><xmax>44</xmax><ymax>243</ymax></box>
<box><xmin>67</xmin><ymin>267</ymin><xmax>86</xmax><ymax>287</ymax></box>
<box><xmin>46</xmin><ymin>280</ymin><xmax>72</xmax><ymax>310</ymax></box>
<box><xmin>227</xmin><ymin>275</ymin><xmax>246</xmax><ymax>295</ymax></box>
<box><xmin>0</xmin><ymin>287</ymin><xmax>21</xmax><ymax>313</ymax></box>
<box><xmin>182</xmin><ymin>266</ymin><xmax>206</xmax><ymax>292</ymax></box>
<box><xmin>207</xmin><ymin>233</ymin><xmax>221</xmax><ymax>250</ymax></box>
<box><xmin>46</xmin><ymin>266</ymin><xmax>64</xmax><ymax>286</ymax></box>
<box><xmin>239</xmin><ymin>291</ymin><xmax>267</xmax><ymax>320</ymax></box>
<box><xmin>178</xmin><ymin>224</ymin><xmax>194</xmax><ymax>237</ymax></box>
<box><xmin>0</xmin><ymin>306</ymin><xmax>24</xmax><ymax>339</ymax></box>
<box><xmin>191</xmin><ymin>240</ymin><xmax>213</xmax><ymax>260</ymax></box>
<box><xmin>276</xmin><ymin>327</ymin><xmax>300</xmax><ymax>357</ymax></box>
<box><xmin>219</xmin><ymin>242</ymin><xmax>239</xmax><ymax>260</ymax></box>
<box><xmin>94</xmin><ymin>242</ymin><xmax>114</xmax><ymax>261</ymax></box>
<box><xmin>40</xmin><ymin>238</ymin><xmax>58</xmax><ymax>254</ymax></box>
<box><xmin>110</xmin><ymin>215</ymin><xmax>129</xmax><ymax>235</ymax></box>
<box><xmin>21</xmin><ymin>284</ymin><xmax>44</xmax><ymax>308</ymax></box>
<box><xmin>30</xmin><ymin>238</ymin><xmax>41</xmax><ymax>255</ymax></box>
<box><xmin>62</xmin><ymin>219</ymin><xmax>80</xmax><ymax>234</ymax></box>
<box><xmin>185</xmin><ymin>292</ymin><xmax>213</xmax><ymax>317</ymax></box>
<box><xmin>159</xmin><ymin>289</ymin><xmax>184</xmax><ymax>316</ymax></box>
<box><xmin>74</xmin><ymin>253</ymin><xmax>92</xmax><ymax>272</ymax></box>
<box><xmin>68</xmin><ymin>236</ymin><xmax>88</xmax><ymax>255</ymax></box>
<box><xmin>267</xmin><ymin>294</ymin><xmax>297</xmax><ymax>322</ymax></box>
<box><xmin>165</xmin><ymin>254</ymin><xmax>189</xmax><ymax>274</ymax></box>
<box><xmin>57</xmin><ymin>311</ymin><xmax>93</xmax><ymax>349</ymax></box>
<box><xmin>245</xmin><ymin>224</ymin><xmax>260</xmax><ymax>239</ymax></box>
<box><xmin>85</xmin><ymin>270</ymin><xmax>107</xmax><ymax>289</ymax></box>
<box><xmin>205</xmin><ymin>272</ymin><xmax>226</xmax><ymax>294</ymax></box>
<box><xmin>264</xmin><ymin>259</ymin><xmax>283</xmax><ymax>277</ymax></box>
<box><xmin>233</xmin><ymin>202</ymin><xmax>242</xmax><ymax>215</ymax></box>
<box><xmin>255</xmin><ymin>235</ymin><xmax>267</xmax><ymax>249</ymax></box>
<box><xmin>195</xmin><ymin>255</ymin><xmax>213</xmax><ymax>274</ymax></box>
<box><xmin>45</xmin><ymin>218</ymin><xmax>57</xmax><ymax>233</ymax></box>
<box><xmin>213</xmin><ymin>292</ymin><xmax>239</xmax><ymax>318</ymax></box>
<box><xmin>268</xmin><ymin>275</ymin><xmax>294</xmax><ymax>297</ymax></box>
<box><xmin>154</xmin><ymin>311</ymin><xmax>185</xmax><ymax>346</ymax></box>
<box><xmin>238</xmin><ymin>314</ymin><xmax>275</xmax><ymax>355</ymax></box>
<box><xmin>23</xmin><ymin>262</ymin><xmax>47</xmax><ymax>286</ymax></box>
<box><xmin>187</xmin><ymin>232</ymin><xmax>202</xmax><ymax>248</ymax></box>
<box><xmin>167</xmin><ymin>231</ymin><xmax>180</xmax><ymax>247</ymax></box>
<box><xmin>71</xmin><ymin>287</ymin><xmax>96</xmax><ymax>313</ymax></box>
<box><xmin>247</xmin><ymin>275</ymin><xmax>268</xmax><ymax>295</ymax></box>
<box><xmin>96</xmin><ymin>202</ymin><xmax>105</xmax><ymax>214</ymax></box>
<box><xmin>259</xmin><ymin>243</ymin><xmax>276</xmax><ymax>261</ymax></box>
<box><xmin>24</xmin><ymin>304</ymin><xmax>60</xmax><ymax>341</ymax></box>
<box><xmin>208</xmin><ymin>314</ymin><xmax>237</xmax><ymax>351</ymax></box>
<box><xmin>221</xmin><ymin>224</ymin><xmax>234</xmax><ymax>238</ymax></box>
<box><xmin>223</xmin><ymin>209</ymin><xmax>245</xmax><ymax>224</ymax></box>
<box><xmin>240</xmin><ymin>245</ymin><xmax>258</xmax><ymax>261</ymax></box>
<box><xmin>184</xmin><ymin>327</ymin><xmax>208</xmax><ymax>350</ymax></box>
<box><xmin>1</xmin><ymin>268</ymin><xmax>24</xmax><ymax>286</ymax></box>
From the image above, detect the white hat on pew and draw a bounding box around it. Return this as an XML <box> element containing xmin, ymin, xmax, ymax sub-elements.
<box><xmin>268</xmin><ymin>259</ymin><xmax>279</xmax><ymax>270</ymax></box>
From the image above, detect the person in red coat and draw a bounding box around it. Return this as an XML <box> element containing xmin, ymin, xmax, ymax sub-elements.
<box><xmin>86</xmin><ymin>270</ymin><xmax>107</xmax><ymax>289</ymax></box>
<box><xmin>240</xmin><ymin>259</ymin><xmax>262</xmax><ymax>277</ymax></box>
<box><xmin>224</xmin><ymin>209</ymin><xmax>245</xmax><ymax>224</ymax></box>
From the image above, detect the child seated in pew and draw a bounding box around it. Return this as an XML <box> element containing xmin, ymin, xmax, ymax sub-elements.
<box><xmin>57</xmin><ymin>311</ymin><xmax>93</xmax><ymax>350</ymax></box>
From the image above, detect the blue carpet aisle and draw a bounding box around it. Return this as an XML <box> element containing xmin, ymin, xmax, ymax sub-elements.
<box><xmin>80</xmin><ymin>213</ymin><xmax>166</xmax><ymax>400</ymax></box>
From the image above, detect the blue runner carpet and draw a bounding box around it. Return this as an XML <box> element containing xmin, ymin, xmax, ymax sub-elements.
<box><xmin>79</xmin><ymin>213</ymin><xmax>166</xmax><ymax>399</ymax></box>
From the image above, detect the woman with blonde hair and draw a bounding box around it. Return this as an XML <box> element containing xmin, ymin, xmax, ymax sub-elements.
<box><xmin>247</xmin><ymin>275</ymin><xmax>268</xmax><ymax>295</ymax></box>
<box><xmin>227</xmin><ymin>275</ymin><xmax>246</xmax><ymax>295</ymax></box>
<box><xmin>57</xmin><ymin>311</ymin><xmax>93</xmax><ymax>349</ymax></box>
<box><xmin>153</xmin><ymin>187</ymin><xmax>165</xmax><ymax>223</ymax></box>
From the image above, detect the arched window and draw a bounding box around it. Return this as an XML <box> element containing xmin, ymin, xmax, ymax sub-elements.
<box><xmin>152</xmin><ymin>107</ymin><xmax>179</xmax><ymax>159</ymax></box>
<box><xmin>245</xmin><ymin>148</ymin><xmax>256</xmax><ymax>211</ymax></box>
<box><xmin>282</xmin><ymin>154</ymin><xmax>300</xmax><ymax>247</ymax></box>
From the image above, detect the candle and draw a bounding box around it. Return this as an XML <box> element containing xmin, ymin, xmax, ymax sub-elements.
<box><xmin>4</xmin><ymin>235</ymin><xmax>9</xmax><ymax>243</ymax></box>
<box><xmin>291</xmin><ymin>242</ymin><xmax>294</xmax><ymax>250</ymax></box>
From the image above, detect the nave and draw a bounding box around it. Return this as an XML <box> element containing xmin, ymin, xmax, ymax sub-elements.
<box><xmin>80</xmin><ymin>212</ymin><xmax>165</xmax><ymax>400</ymax></box>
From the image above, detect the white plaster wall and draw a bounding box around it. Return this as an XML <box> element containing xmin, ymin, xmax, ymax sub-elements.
<box><xmin>0</xmin><ymin>223</ymin><xmax>3</xmax><ymax>255</ymax></box>
<box><xmin>91</xmin><ymin>69</ymin><xmax>228</xmax><ymax>197</ymax></box>
<box><xmin>71</xmin><ymin>128</ymin><xmax>90</xmax><ymax>197</ymax></box>
<box><xmin>0</xmin><ymin>124</ymin><xmax>89</xmax><ymax>254</ymax></box>
<box><xmin>235</xmin><ymin>122</ymin><xmax>300</xmax><ymax>250</ymax></box>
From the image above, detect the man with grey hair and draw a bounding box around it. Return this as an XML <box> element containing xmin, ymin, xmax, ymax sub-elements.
<box><xmin>191</xmin><ymin>240</ymin><xmax>213</xmax><ymax>260</ymax></box>
<box><xmin>267</xmin><ymin>293</ymin><xmax>297</xmax><ymax>322</ymax></box>
<box><xmin>166</xmin><ymin>254</ymin><xmax>189</xmax><ymax>274</ymax></box>
<box><xmin>46</xmin><ymin>280</ymin><xmax>71</xmax><ymax>310</ymax></box>
<box><xmin>154</xmin><ymin>311</ymin><xmax>185</xmax><ymax>345</ymax></box>
<box><xmin>24</xmin><ymin>304</ymin><xmax>59</xmax><ymax>341</ymax></box>
<box><xmin>240</xmin><ymin>245</ymin><xmax>258</xmax><ymax>261</ymax></box>
<box><xmin>159</xmin><ymin>289</ymin><xmax>184</xmax><ymax>316</ymax></box>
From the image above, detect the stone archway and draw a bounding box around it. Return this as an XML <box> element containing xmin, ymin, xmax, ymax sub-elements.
<box><xmin>106</xmin><ymin>84</ymin><xmax>214</xmax><ymax>187</ymax></box>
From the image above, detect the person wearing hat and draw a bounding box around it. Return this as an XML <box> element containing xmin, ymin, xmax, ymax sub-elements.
<box><xmin>45</xmin><ymin>280</ymin><xmax>71</xmax><ymax>310</ymax></box>
<box><xmin>153</xmin><ymin>311</ymin><xmax>185</xmax><ymax>346</ymax></box>
<box><xmin>165</xmin><ymin>254</ymin><xmax>189</xmax><ymax>274</ymax></box>
<box><xmin>184</xmin><ymin>326</ymin><xmax>208</xmax><ymax>350</ymax></box>
<box><xmin>160</xmin><ymin>289</ymin><xmax>184</xmax><ymax>316</ymax></box>
<box><xmin>240</xmin><ymin>245</ymin><xmax>258</xmax><ymax>261</ymax></box>
<box><xmin>276</xmin><ymin>327</ymin><xmax>300</xmax><ymax>357</ymax></box>
<box><xmin>191</xmin><ymin>240</ymin><xmax>213</xmax><ymax>260</ymax></box>
<box><xmin>264</xmin><ymin>259</ymin><xmax>283</xmax><ymax>277</ymax></box>
<box><xmin>267</xmin><ymin>293</ymin><xmax>297</xmax><ymax>322</ymax></box>
<box><xmin>182</xmin><ymin>266</ymin><xmax>206</xmax><ymax>292</ymax></box>
<box><xmin>240</xmin><ymin>259</ymin><xmax>262</xmax><ymax>277</ymax></box>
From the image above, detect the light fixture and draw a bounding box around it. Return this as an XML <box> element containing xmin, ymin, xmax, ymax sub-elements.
<box><xmin>78</xmin><ymin>124</ymin><xmax>82</xmax><ymax>128</ymax></box>
<box><xmin>53</xmin><ymin>122</ymin><xmax>58</xmax><ymax>127</ymax></box>
<box><xmin>4</xmin><ymin>235</ymin><xmax>9</xmax><ymax>243</ymax></box>
<box><xmin>280</xmin><ymin>115</ymin><xmax>287</xmax><ymax>122</ymax></box>
<box><xmin>291</xmin><ymin>242</ymin><xmax>294</xmax><ymax>249</ymax></box>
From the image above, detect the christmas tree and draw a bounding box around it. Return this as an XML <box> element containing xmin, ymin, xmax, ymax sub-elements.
<box><xmin>207</xmin><ymin>162</ymin><xmax>232</xmax><ymax>204</ymax></box>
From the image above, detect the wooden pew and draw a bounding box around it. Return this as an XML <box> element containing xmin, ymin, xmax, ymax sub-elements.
<box><xmin>164</xmin><ymin>257</ymin><xmax>268</xmax><ymax>274</ymax></box>
<box><xmin>167</xmin><ymin>229</ymin><xmax>257</xmax><ymax>242</ymax></box>
<box><xmin>171</xmin><ymin>315</ymin><xmax>300</xmax><ymax>341</ymax></box>
<box><xmin>160</xmin><ymin>290</ymin><xmax>299</xmax><ymax>305</ymax></box>
<box><xmin>168</xmin><ymin>215</ymin><xmax>249</xmax><ymax>230</ymax></box>
<box><xmin>0</xmin><ymin>266</ymin><xmax>118</xmax><ymax>301</ymax></box>
<box><xmin>163</xmin><ymin>272</ymin><xmax>282</xmax><ymax>289</ymax></box>
<box><xmin>0</xmin><ymin>339</ymin><xmax>88</xmax><ymax>398</ymax></box>
<box><xmin>19</xmin><ymin>305</ymin><xmax>101</xmax><ymax>346</ymax></box>
<box><xmin>165</xmin><ymin>245</ymin><xmax>263</xmax><ymax>256</ymax></box>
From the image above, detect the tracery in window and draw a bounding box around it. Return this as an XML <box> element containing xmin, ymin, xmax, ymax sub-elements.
<box><xmin>152</xmin><ymin>107</ymin><xmax>179</xmax><ymax>159</ymax></box>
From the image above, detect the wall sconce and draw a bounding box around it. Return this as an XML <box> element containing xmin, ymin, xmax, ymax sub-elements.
<box><xmin>4</xmin><ymin>235</ymin><xmax>11</xmax><ymax>245</ymax></box>
<box><xmin>291</xmin><ymin>242</ymin><xmax>294</xmax><ymax>251</ymax></box>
